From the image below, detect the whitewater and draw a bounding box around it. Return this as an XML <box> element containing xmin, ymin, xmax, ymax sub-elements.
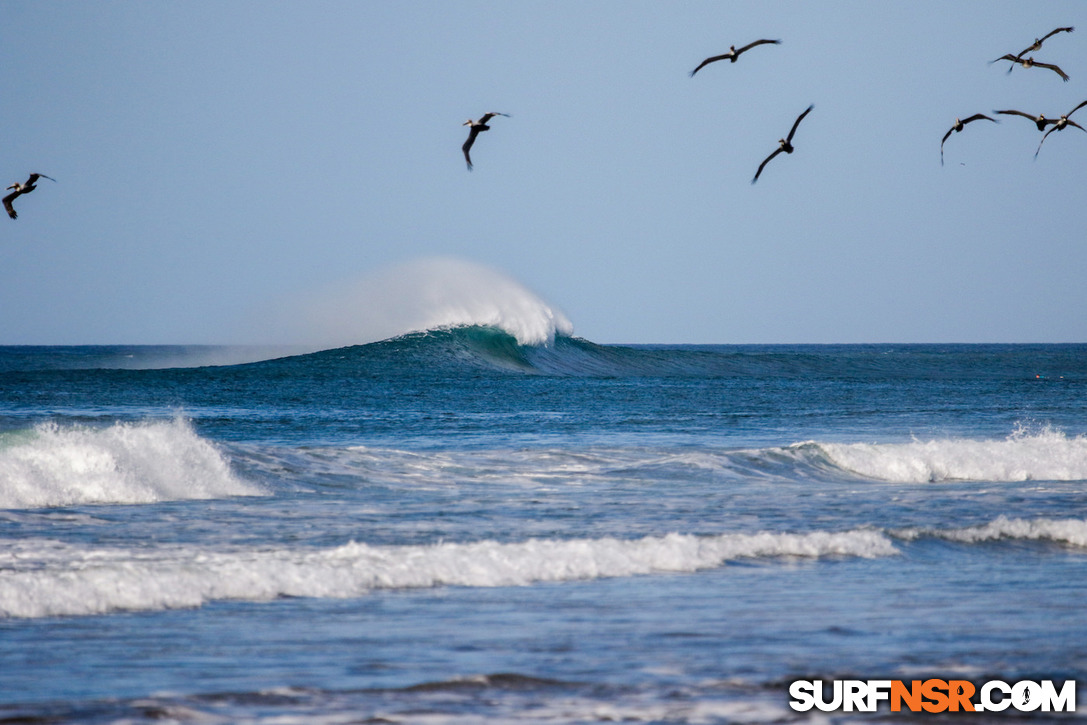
<box><xmin>1</xmin><ymin>284</ymin><xmax>1086</xmax><ymax>721</ymax></box>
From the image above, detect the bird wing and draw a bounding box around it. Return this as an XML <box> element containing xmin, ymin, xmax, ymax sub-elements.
<box><xmin>785</xmin><ymin>104</ymin><xmax>814</xmax><ymax>142</ymax></box>
<box><xmin>462</xmin><ymin>126</ymin><xmax>481</xmax><ymax>170</ymax></box>
<box><xmin>990</xmin><ymin>54</ymin><xmax>1019</xmax><ymax>64</ymax></box>
<box><xmin>28</xmin><ymin>173</ymin><xmax>56</xmax><ymax>184</ymax></box>
<box><xmin>689</xmin><ymin>54</ymin><xmax>730</xmax><ymax>76</ymax></box>
<box><xmin>477</xmin><ymin>112</ymin><xmax>509</xmax><ymax>124</ymax></box>
<box><xmin>962</xmin><ymin>113</ymin><xmax>997</xmax><ymax>125</ymax></box>
<box><xmin>939</xmin><ymin>130</ymin><xmax>953</xmax><ymax>165</ymax></box>
<box><xmin>1067</xmin><ymin>119</ymin><xmax>1087</xmax><ymax>132</ymax></box>
<box><xmin>752</xmin><ymin>147</ymin><xmax>784</xmax><ymax>183</ymax></box>
<box><xmin>2</xmin><ymin>192</ymin><xmax>17</xmax><ymax>219</ymax></box>
<box><xmin>735</xmin><ymin>38</ymin><xmax>781</xmax><ymax>55</ymax></box>
<box><xmin>1039</xmin><ymin>26</ymin><xmax>1074</xmax><ymax>43</ymax></box>
<box><xmin>1033</xmin><ymin>61</ymin><xmax>1069</xmax><ymax>81</ymax></box>
<box><xmin>995</xmin><ymin>109</ymin><xmax>1035</xmax><ymax>121</ymax></box>
<box><xmin>1066</xmin><ymin>99</ymin><xmax>1087</xmax><ymax>118</ymax></box>
<box><xmin>1034</xmin><ymin>126</ymin><xmax>1059</xmax><ymax>157</ymax></box>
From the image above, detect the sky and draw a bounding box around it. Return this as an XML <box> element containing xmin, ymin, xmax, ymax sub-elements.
<box><xmin>1</xmin><ymin>1</ymin><xmax>1085</xmax><ymax>346</ymax></box>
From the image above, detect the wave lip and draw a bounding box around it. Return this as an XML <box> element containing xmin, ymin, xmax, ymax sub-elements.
<box><xmin>814</xmin><ymin>427</ymin><xmax>1087</xmax><ymax>483</ymax></box>
<box><xmin>0</xmin><ymin>418</ymin><xmax>262</xmax><ymax>510</ymax></box>
<box><xmin>0</xmin><ymin>528</ymin><xmax>895</xmax><ymax>618</ymax></box>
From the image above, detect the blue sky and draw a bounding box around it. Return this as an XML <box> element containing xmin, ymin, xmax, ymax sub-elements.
<box><xmin>2</xmin><ymin>1</ymin><xmax>1085</xmax><ymax>345</ymax></box>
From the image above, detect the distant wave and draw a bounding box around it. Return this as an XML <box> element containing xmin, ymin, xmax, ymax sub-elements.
<box><xmin>0</xmin><ymin>528</ymin><xmax>895</xmax><ymax>618</ymax></box>
<box><xmin>811</xmin><ymin>427</ymin><xmax>1087</xmax><ymax>482</ymax></box>
<box><xmin>0</xmin><ymin>418</ymin><xmax>262</xmax><ymax>509</ymax></box>
<box><xmin>269</xmin><ymin>257</ymin><xmax>574</xmax><ymax>350</ymax></box>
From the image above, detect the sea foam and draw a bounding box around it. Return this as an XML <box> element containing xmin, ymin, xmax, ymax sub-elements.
<box><xmin>815</xmin><ymin>427</ymin><xmax>1087</xmax><ymax>482</ymax></box>
<box><xmin>0</xmin><ymin>528</ymin><xmax>896</xmax><ymax>618</ymax></box>
<box><xmin>0</xmin><ymin>418</ymin><xmax>261</xmax><ymax>509</ymax></box>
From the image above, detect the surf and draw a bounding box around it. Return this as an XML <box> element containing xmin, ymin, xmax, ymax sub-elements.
<box><xmin>0</xmin><ymin>418</ymin><xmax>262</xmax><ymax>509</ymax></box>
<box><xmin>0</xmin><ymin>528</ymin><xmax>896</xmax><ymax>618</ymax></box>
<box><xmin>259</xmin><ymin>256</ymin><xmax>574</xmax><ymax>353</ymax></box>
<box><xmin>810</xmin><ymin>426</ymin><xmax>1087</xmax><ymax>483</ymax></box>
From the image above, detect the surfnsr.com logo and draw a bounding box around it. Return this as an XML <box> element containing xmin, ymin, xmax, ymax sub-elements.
<box><xmin>789</xmin><ymin>679</ymin><xmax>1077</xmax><ymax>713</ymax></box>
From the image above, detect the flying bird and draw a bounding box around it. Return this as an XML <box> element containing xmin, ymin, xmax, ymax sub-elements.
<box><xmin>995</xmin><ymin>109</ymin><xmax>1056</xmax><ymax>131</ymax></box>
<box><xmin>991</xmin><ymin>54</ymin><xmax>1069</xmax><ymax>81</ymax></box>
<box><xmin>940</xmin><ymin>114</ymin><xmax>998</xmax><ymax>166</ymax></box>
<box><xmin>1034</xmin><ymin>100</ymin><xmax>1087</xmax><ymax>157</ymax></box>
<box><xmin>3</xmin><ymin>173</ymin><xmax>56</xmax><ymax>220</ymax></box>
<box><xmin>689</xmin><ymin>39</ymin><xmax>781</xmax><ymax>77</ymax></box>
<box><xmin>1014</xmin><ymin>26</ymin><xmax>1074</xmax><ymax>59</ymax></box>
<box><xmin>461</xmin><ymin>112</ymin><xmax>510</xmax><ymax>171</ymax></box>
<box><xmin>752</xmin><ymin>104</ymin><xmax>813</xmax><ymax>184</ymax></box>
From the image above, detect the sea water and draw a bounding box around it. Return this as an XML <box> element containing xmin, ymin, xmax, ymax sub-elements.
<box><xmin>1</xmin><ymin>332</ymin><xmax>1086</xmax><ymax>723</ymax></box>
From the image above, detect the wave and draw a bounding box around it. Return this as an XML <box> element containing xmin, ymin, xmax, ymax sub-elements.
<box><xmin>0</xmin><ymin>418</ymin><xmax>262</xmax><ymax>509</ymax></box>
<box><xmin>268</xmin><ymin>257</ymin><xmax>574</xmax><ymax>350</ymax></box>
<box><xmin>5</xmin><ymin>512</ymin><xmax>1085</xmax><ymax>619</ymax></box>
<box><xmin>229</xmin><ymin>429</ymin><xmax>1087</xmax><ymax>503</ymax></box>
<box><xmin>0</xmin><ymin>528</ymin><xmax>895</xmax><ymax>618</ymax></box>
<box><xmin>811</xmin><ymin>426</ymin><xmax>1087</xmax><ymax>483</ymax></box>
<box><xmin>896</xmin><ymin>515</ymin><xmax>1087</xmax><ymax>547</ymax></box>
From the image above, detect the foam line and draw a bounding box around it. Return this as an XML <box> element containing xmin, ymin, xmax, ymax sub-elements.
<box><xmin>0</xmin><ymin>528</ymin><xmax>895</xmax><ymax>618</ymax></box>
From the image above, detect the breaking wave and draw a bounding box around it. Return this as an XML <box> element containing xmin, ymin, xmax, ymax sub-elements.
<box><xmin>897</xmin><ymin>515</ymin><xmax>1087</xmax><ymax>547</ymax></box>
<box><xmin>0</xmin><ymin>528</ymin><xmax>895</xmax><ymax>618</ymax></box>
<box><xmin>0</xmin><ymin>418</ymin><xmax>262</xmax><ymax>509</ymax></box>
<box><xmin>813</xmin><ymin>427</ymin><xmax>1087</xmax><ymax>482</ymax></box>
<box><xmin>276</xmin><ymin>257</ymin><xmax>574</xmax><ymax>349</ymax></box>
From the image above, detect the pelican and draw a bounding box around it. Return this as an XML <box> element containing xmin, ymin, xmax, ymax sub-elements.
<box><xmin>991</xmin><ymin>54</ymin><xmax>1069</xmax><ymax>81</ymax></box>
<box><xmin>689</xmin><ymin>39</ymin><xmax>781</xmax><ymax>77</ymax></box>
<box><xmin>995</xmin><ymin>109</ymin><xmax>1055</xmax><ymax>131</ymax></box>
<box><xmin>1034</xmin><ymin>100</ymin><xmax>1087</xmax><ymax>157</ymax></box>
<box><xmin>461</xmin><ymin>112</ymin><xmax>510</xmax><ymax>171</ymax></box>
<box><xmin>1014</xmin><ymin>26</ymin><xmax>1074</xmax><ymax>59</ymax></box>
<box><xmin>752</xmin><ymin>104</ymin><xmax>813</xmax><ymax>184</ymax></box>
<box><xmin>940</xmin><ymin>114</ymin><xmax>997</xmax><ymax>166</ymax></box>
<box><xmin>3</xmin><ymin>173</ymin><xmax>56</xmax><ymax>220</ymax></box>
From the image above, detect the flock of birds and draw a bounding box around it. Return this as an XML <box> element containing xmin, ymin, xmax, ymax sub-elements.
<box><xmin>459</xmin><ymin>36</ymin><xmax>809</xmax><ymax>183</ymax></box>
<box><xmin>5</xmin><ymin>26</ymin><xmax>1083</xmax><ymax>219</ymax></box>
<box><xmin>941</xmin><ymin>25</ymin><xmax>1084</xmax><ymax>165</ymax></box>
<box><xmin>459</xmin><ymin>24</ymin><xmax>1083</xmax><ymax>182</ymax></box>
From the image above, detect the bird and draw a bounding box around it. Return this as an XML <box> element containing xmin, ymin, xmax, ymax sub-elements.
<box><xmin>1034</xmin><ymin>100</ymin><xmax>1087</xmax><ymax>158</ymax></box>
<box><xmin>689</xmin><ymin>39</ymin><xmax>781</xmax><ymax>77</ymax></box>
<box><xmin>461</xmin><ymin>112</ymin><xmax>510</xmax><ymax>171</ymax></box>
<box><xmin>1014</xmin><ymin>26</ymin><xmax>1074</xmax><ymax>59</ymax></box>
<box><xmin>991</xmin><ymin>54</ymin><xmax>1069</xmax><ymax>81</ymax></box>
<box><xmin>3</xmin><ymin>173</ymin><xmax>56</xmax><ymax>220</ymax></box>
<box><xmin>752</xmin><ymin>104</ymin><xmax>813</xmax><ymax>184</ymax></box>
<box><xmin>994</xmin><ymin>109</ymin><xmax>1056</xmax><ymax>131</ymax></box>
<box><xmin>940</xmin><ymin>114</ymin><xmax>997</xmax><ymax>166</ymax></box>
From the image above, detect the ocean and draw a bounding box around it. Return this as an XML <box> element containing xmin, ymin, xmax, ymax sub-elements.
<box><xmin>1</xmin><ymin>328</ymin><xmax>1086</xmax><ymax>723</ymax></box>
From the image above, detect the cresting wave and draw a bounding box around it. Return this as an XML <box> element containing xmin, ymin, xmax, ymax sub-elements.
<box><xmin>811</xmin><ymin>427</ymin><xmax>1087</xmax><ymax>482</ymax></box>
<box><xmin>0</xmin><ymin>529</ymin><xmax>896</xmax><ymax>618</ymax></box>
<box><xmin>277</xmin><ymin>257</ymin><xmax>574</xmax><ymax>350</ymax></box>
<box><xmin>0</xmin><ymin>418</ymin><xmax>261</xmax><ymax>509</ymax></box>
